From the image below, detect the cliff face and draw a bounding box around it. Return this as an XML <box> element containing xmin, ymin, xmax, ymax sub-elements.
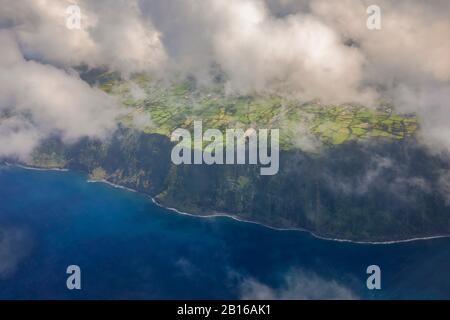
<box><xmin>27</xmin><ymin>127</ymin><xmax>450</xmax><ymax>242</ymax></box>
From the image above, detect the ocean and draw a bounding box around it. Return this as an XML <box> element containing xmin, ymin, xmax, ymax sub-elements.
<box><xmin>0</xmin><ymin>165</ymin><xmax>449</xmax><ymax>299</ymax></box>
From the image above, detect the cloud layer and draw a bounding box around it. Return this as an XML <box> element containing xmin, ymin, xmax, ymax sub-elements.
<box><xmin>143</xmin><ymin>0</ymin><xmax>450</xmax><ymax>153</ymax></box>
<box><xmin>0</xmin><ymin>31</ymin><xmax>122</xmax><ymax>159</ymax></box>
<box><xmin>2</xmin><ymin>0</ymin><xmax>167</xmax><ymax>74</ymax></box>
<box><xmin>0</xmin><ymin>0</ymin><xmax>449</xmax><ymax>157</ymax></box>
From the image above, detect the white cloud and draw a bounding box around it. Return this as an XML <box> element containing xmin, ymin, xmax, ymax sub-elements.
<box><xmin>2</xmin><ymin>0</ymin><xmax>167</xmax><ymax>75</ymax></box>
<box><xmin>240</xmin><ymin>268</ymin><xmax>357</xmax><ymax>300</ymax></box>
<box><xmin>210</xmin><ymin>0</ymin><xmax>373</xmax><ymax>104</ymax></box>
<box><xmin>308</xmin><ymin>0</ymin><xmax>450</xmax><ymax>153</ymax></box>
<box><xmin>0</xmin><ymin>31</ymin><xmax>122</xmax><ymax>160</ymax></box>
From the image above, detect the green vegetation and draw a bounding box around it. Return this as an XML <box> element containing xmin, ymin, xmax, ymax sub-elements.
<box><xmin>27</xmin><ymin>151</ymin><xmax>67</xmax><ymax>169</ymax></box>
<box><xmin>100</xmin><ymin>74</ymin><xmax>418</xmax><ymax>151</ymax></box>
<box><xmin>89</xmin><ymin>167</ymin><xmax>107</xmax><ymax>180</ymax></box>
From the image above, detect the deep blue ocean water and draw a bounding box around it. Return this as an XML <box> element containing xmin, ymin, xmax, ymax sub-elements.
<box><xmin>0</xmin><ymin>165</ymin><xmax>449</xmax><ymax>299</ymax></box>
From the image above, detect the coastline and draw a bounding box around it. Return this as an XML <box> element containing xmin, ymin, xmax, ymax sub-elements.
<box><xmin>4</xmin><ymin>162</ymin><xmax>450</xmax><ymax>245</ymax></box>
<box><xmin>4</xmin><ymin>162</ymin><xmax>69</xmax><ymax>172</ymax></box>
<box><xmin>148</xmin><ymin>197</ymin><xmax>450</xmax><ymax>245</ymax></box>
<box><xmin>87</xmin><ymin>179</ymin><xmax>138</xmax><ymax>193</ymax></box>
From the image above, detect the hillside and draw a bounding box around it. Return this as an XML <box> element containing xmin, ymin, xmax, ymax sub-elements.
<box><xmin>18</xmin><ymin>71</ymin><xmax>450</xmax><ymax>242</ymax></box>
<box><xmin>97</xmin><ymin>72</ymin><xmax>418</xmax><ymax>150</ymax></box>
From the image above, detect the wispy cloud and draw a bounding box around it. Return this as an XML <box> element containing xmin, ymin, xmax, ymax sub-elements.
<box><xmin>239</xmin><ymin>268</ymin><xmax>358</xmax><ymax>300</ymax></box>
<box><xmin>0</xmin><ymin>226</ymin><xmax>31</xmax><ymax>278</ymax></box>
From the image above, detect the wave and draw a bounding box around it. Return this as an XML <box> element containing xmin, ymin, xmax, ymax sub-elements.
<box><xmin>87</xmin><ymin>179</ymin><xmax>137</xmax><ymax>193</ymax></box>
<box><xmin>6</xmin><ymin>163</ymin><xmax>450</xmax><ymax>245</ymax></box>
<box><xmin>3</xmin><ymin>162</ymin><xmax>69</xmax><ymax>172</ymax></box>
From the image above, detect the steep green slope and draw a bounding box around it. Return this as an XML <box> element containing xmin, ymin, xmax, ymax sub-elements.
<box><xmin>27</xmin><ymin>128</ymin><xmax>450</xmax><ymax>242</ymax></box>
<box><xmin>18</xmin><ymin>71</ymin><xmax>450</xmax><ymax>242</ymax></box>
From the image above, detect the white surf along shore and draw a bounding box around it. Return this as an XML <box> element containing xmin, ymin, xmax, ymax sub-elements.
<box><xmin>6</xmin><ymin>162</ymin><xmax>69</xmax><ymax>172</ymax></box>
<box><xmin>4</xmin><ymin>162</ymin><xmax>450</xmax><ymax>245</ymax></box>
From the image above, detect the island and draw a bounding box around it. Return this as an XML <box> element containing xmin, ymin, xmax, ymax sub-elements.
<box><xmin>13</xmin><ymin>69</ymin><xmax>450</xmax><ymax>242</ymax></box>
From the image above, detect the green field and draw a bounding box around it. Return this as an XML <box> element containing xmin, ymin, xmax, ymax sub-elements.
<box><xmin>99</xmin><ymin>73</ymin><xmax>418</xmax><ymax>151</ymax></box>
